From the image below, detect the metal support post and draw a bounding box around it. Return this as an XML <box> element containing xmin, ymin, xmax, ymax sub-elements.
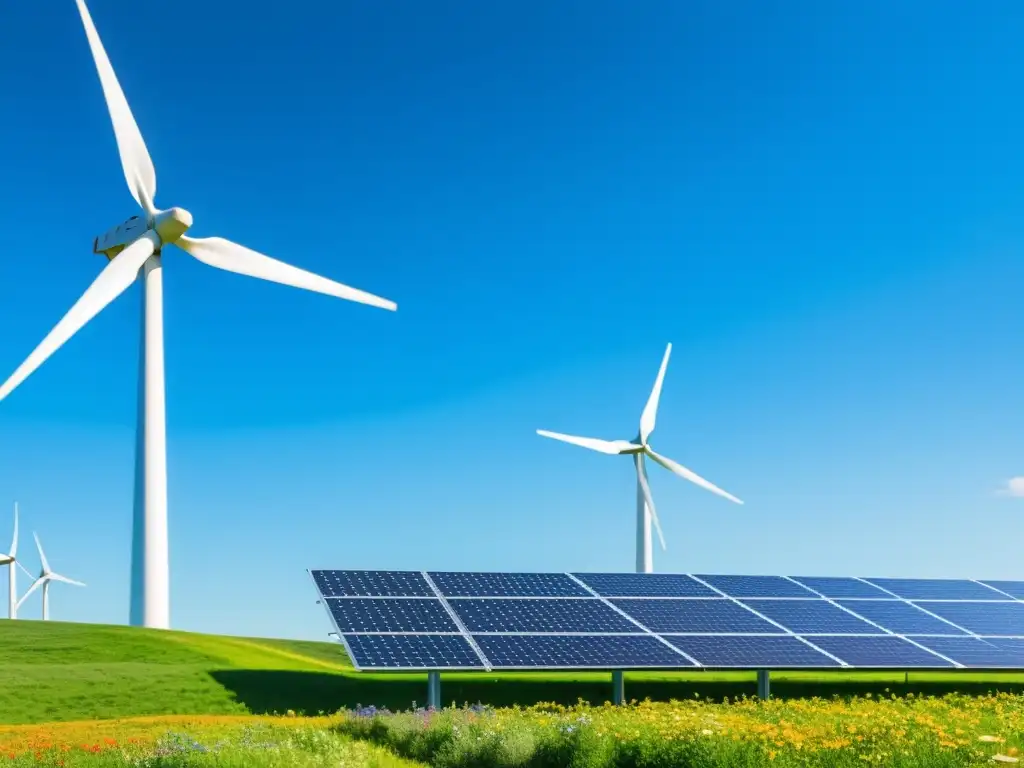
<box><xmin>427</xmin><ymin>671</ymin><xmax>441</xmax><ymax>709</ymax></box>
<box><xmin>612</xmin><ymin>670</ymin><xmax>625</xmax><ymax>705</ymax></box>
<box><xmin>756</xmin><ymin>669</ymin><xmax>770</xmax><ymax>700</ymax></box>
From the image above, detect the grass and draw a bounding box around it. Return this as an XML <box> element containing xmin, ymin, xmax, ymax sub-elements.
<box><xmin>8</xmin><ymin>620</ymin><xmax>1024</xmax><ymax>727</ymax></box>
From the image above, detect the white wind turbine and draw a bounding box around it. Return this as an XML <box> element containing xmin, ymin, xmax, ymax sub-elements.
<box><xmin>0</xmin><ymin>503</ymin><xmax>33</xmax><ymax>619</ymax></box>
<box><xmin>0</xmin><ymin>0</ymin><xmax>397</xmax><ymax>630</ymax></box>
<box><xmin>17</xmin><ymin>533</ymin><xmax>86</xmax><ymax>622</ymax></box>
<box><xmin>537</xmin><ymin>344</ymin><xmax>743</xmax><ymax>573</ymax></box>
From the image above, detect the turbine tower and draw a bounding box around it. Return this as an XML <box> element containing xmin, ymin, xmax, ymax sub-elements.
<box><xmin>0</xmin><ymin>503</ymin><xmax>21</xmax><ymax>618</ymax></box>
<box><xmin>18</xmin><ymin>533</ymin><xmax>85</xmax><ymax>621</ymax></box>
<box><xmin>0</xmin><ymin>0</ymin><xmax>397</xmax><ymax>630</ymax></box>
<box><xmin>537</xmin><ymin>343</ymin><xmax>743</xmax><ymax>573</ymax></box>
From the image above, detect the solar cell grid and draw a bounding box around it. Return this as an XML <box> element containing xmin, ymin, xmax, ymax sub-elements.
<box><xmin>914</xmin><ymin>637</ymin><xmax>1024</xmax><ymax>668</ymax></box>
<box><xmin>808</xmin><ymin>636</ymin><xmax>953</xmax><ymax>668</ymax></box>
<box><xmin>325</xmin><ymin>598</ymin><xmax>458</xmax><ymax>633</ymax></box>
<box><xmin>740</xmin><ymin>599</ymin><xmax>878</xmax><ymax>634</ymax></box>
<box><xmin>836</xmin><ymin>600</ymin><xmax>966</xmax><ymax>636</ymax></box>
<box><xmin>791</xmin><ymin>577</ymin><xmax>890</xmax><ymax>599</ymax></box>
<box><xmin>574</xmin><ymin>573</ymin><xmax>717</xmax><ymax>598</ymax></box>
<box><xmin>915</xmin><ymin>601</ymin><xmax>1024</xmax><ymax>636</ymax></box>
<box><xmin>696</xmin><ymin>575</ymin><xmax>815</xmax><ymax>598</ymax></box>
<box><xmin>429</xmin><ymin>572</ymin><xmax>589</xmax><ymax>597</ymax></box>
<box><xmin>978</xmin><ymin>581</ymin><xmax>1024</xmax><ymax>600</ymax></box>
<box><xmin>613</xmin><ymin>598</ymin><xmax>782</xmax><ymax>634</ymax></box>
<box><xmin>450</xmin><ymin>598</ymin><xmax>638</xmax><ymax>633</ymax></box>
<box><xmin>474</xmin><ymin>634</ymin><xmax>693</xmax><ymax>669</ymax></box>
<box><xmin>865</xmin><ymin>578</ymin><xmax>1005</xmax><ymax>601</ymax></box>
<box><xmin>313</xmin><ymin>570</ymin><xmax>432</xmax><ymax>597</ymax></box>
<box><xmin>664</xmin><ymin>635</ymin><xmax>840</xmax><ymax>668</ymax></box>
<box><xmin>343</xmin><ymin>634</ymin><xmax>484</xmax><ymax>669</ymax></box>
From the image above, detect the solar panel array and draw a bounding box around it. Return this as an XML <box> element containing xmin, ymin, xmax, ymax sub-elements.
<box><xmin>310</xmin><ymin>570</ymin><xmax>1024</xmax><ymax>671</ymax></box>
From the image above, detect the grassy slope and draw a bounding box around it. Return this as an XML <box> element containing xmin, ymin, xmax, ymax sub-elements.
<box><xmin>6</xmin><ymin>621</ymin><xmax>1024</xmax><ymax>725</ymax></box>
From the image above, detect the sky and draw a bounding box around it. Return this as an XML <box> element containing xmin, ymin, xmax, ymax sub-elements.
<box><xmin>0</xmin><ymin>0</ymin><xmax>1023</xmax><ymax>641</ymax></box>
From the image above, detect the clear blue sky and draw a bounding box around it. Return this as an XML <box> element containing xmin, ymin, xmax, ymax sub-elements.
<box><xmin>0</xmin><ymin>0</ymin><xmax>1022</xmax><ymax>640</ymax></box>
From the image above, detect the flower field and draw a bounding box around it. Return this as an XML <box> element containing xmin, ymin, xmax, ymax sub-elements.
<box><xmin>335</xmin><ymin>693</ymin><xmax>1024</xmax><ymax>767</ymax></box>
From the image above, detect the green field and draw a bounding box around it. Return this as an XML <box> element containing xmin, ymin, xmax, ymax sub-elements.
<box><xmin>5</xmin><ymin>620</ymin><xmax>1024</xmax><ymax>725</ymax></box>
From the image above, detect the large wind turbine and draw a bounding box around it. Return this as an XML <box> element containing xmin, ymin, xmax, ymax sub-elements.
<box><xmin>0</xmin><ymin>0</ymin><xmax>397</xmax><ymax>630</ymax></box>
<box><xmin>18</xmin><ymin>533</ymin><xmax>85</xmax><ymax>621</ymax></box>
<box><xmin>537</xmin><ymin>344</ymin><xmax>743</xmax><ymax>573</ymax></box>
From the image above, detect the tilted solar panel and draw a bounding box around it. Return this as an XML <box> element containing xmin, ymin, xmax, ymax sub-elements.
<box><xmin>309</xmin><ymin>570</ymin><xmax>1024</xmax><ymax>672</ymax></box>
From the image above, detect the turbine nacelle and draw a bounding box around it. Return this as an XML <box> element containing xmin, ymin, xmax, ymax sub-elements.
<box><xmin>93</xmin><ymin>208</ymin><xmax>193</xmax><ymax>260</ymax></box>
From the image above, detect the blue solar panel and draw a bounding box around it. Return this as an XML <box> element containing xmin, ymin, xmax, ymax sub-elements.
<box><xmin>574</xmin><ymin>573</ymin><xmax>717</xmax><ymax>598</ymax></box>
<box><xmin>864</xmin><ymin>578</ymin><xmax>1004</xmax><ymax>601</ymax></box>
<box><xmin>696</xmin><ymin>575</ymin><xmax>815</xmax><ymax>598</ymax></box>
<box><xmin>474</xmin><ymin>634</ymin><xmax>693</xmax><ymax>669</ymax></box>
<box><xmin>663</xmin><ymin>635</ymin><xmax>840</xmax><ymax>667</ymax></box>
<box><xmin>915</xmin><ymin>601</ymin><xmax>1024</xmax><ymax>636</ymax></box>
<box><xmin>325</xmin><ymin>598</ymin><xmax>458</xmax><ymax>633</ymax></box>
<box><xmin>915</xmin><ymin>637</ymin><xmax>1024</xmax><ymax>668</ymax></box>
<box><xmin>741</xmin><ymin>599</ymin><xmax>879</xmax><ymax>634</ymax></box>
<box><xmin>449</xmin><ymin>598</ymin><xmax>638</xmax><ymax>633</ymax></box>
<box><xmin>836</xmin><ymin>600</ymin><xmax>967</xmax><ymax>636</ymax></box>
<box><xmin>313</xmin><ymin>570</ymin><xmax>432</xmax><ymax>597</ymax></box>
<box><xmin>429</xmin><ymin>572</ymin><xmax>589</xmax><ymax>597</ymax></box>
<box><xmin>978</xmin><ymin>581</ymin><xmax>1024</xmax><ymax>600</ymax></box>
<box><xmin>791</xmin><ymin>577</ymin><xmax>890</xmax><ymax>599</ymax></box>
<box><xmin>808</xmin><ymin>636</ymin><xmax>953</xmax><ymax>668</ymax></box>
<box><xmin>614</xmin><ymin>598</ymin><xmax>781</xmax><ymax>633</ymax></box>
<box><xmin>343</xmin><ymin>634</ymin><xmax>484</xmax><ymax>669</ymax></box>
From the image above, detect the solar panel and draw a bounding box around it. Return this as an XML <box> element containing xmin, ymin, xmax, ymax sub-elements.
<box><xmin>343</xmin><ymin>634</ymin><xmax>485</xmax><ymax>669</ymax></box>
<box><xmin>864</xmin><ymin>578</ymin><xmax>1004</xmax><ymax>601</ymax></box>
<box><xmin>914</xmin><ymin>601</ymin><xmax>1024</xmax><ymax>636</ymax></box>
<box><xmin>474</xmin><ymin>634</ymin><xmax>694</xmax><ymax>669</ymax></box>
<box><xmin>791</xmin><ymin>577</ymin><xmax>890</xmax><ymax>599</ymax></box>
<box><xmin>978</xmin><ymin>581</ymin><xmax>1024</xmax><ymax>600</ymax></box>
<box><xmin>312</xmin><ymin>570</ymin><xmax>432</xmax><ymax>597</ymax></box>
<box><xmin>836</xmin><ymin>600</ymin><xmax>967</xmax><ymax>636</ymax></box>
<box><xmin>450</xmin><ymin>598</ymin><xmax>638</xmax><ymax>633</ymax></box>
<box><xmin>696</xmin><ymin>575</ymin><xmax>815</xmax><ymax>598</ymax></box>
<box><xmin>324</xmin><ymin>598</ymin><xmax>459</xmax><ymax>633</ymax></box>
<box><xmin>663</xmin><ymin>635</ymin><xmax>841</xmax><ymax>668</ymax></box>
<box><xmin>612</xmin><ymin>598</ymin><xmax>782</xmax><ymax>633</ymax></box>
<box><xmin>309</xmin><ymin>570</ymin><xmax>1024</xmax><ymax>671</ymax></box>
<box><xmin>808</xmin><ymin>636</ymin><xmax>954</xmax><ymax>668</ymax></box>
<box><xmin>429</xmin><ymin>572</ymin><xmax>589</xmax><ymax>597</ymax></box>
<box><xmin>739</xmin><ymin>599</ymin><xmax>879</xmax><ymax>634</ymax></box>
<box><xmin>575</xmin><ymin>573</ymin><xmax>716</xmax><ymax>597</ymax></box>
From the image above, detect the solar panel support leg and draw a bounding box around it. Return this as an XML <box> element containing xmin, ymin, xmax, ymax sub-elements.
<box><xmin>756</xmin><ymin>669</ymin><xmax>770</xmax><ymax>700</ymax></box>
<box><xmin>427</xmin><ymin>671</ymin><xmax>441</xmax><ymax>710</ymax></box>
<box><xmin>612</xmin><ymin>670</ymin><xmax>625</xmax><ymax>706</ymax></box>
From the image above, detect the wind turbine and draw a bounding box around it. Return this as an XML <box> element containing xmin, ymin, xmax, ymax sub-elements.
<box><xmin>17</xmin><ymin>533</ymin><xmax>86</xmax><ymax>622</ymax></box>
<box><xmin>0</xmin><ymin>0</ymin><xmax>397</xmax><ymax>630</ymax></box>
<box><xmin>0</xmin><ymin>503</ymin><xmax>31</xmax><ymax>619</ymax></box>
<box><xmin>537</xmin><ymin>343</ymin><xmax>743</xmax><ymax>573</ymax></box>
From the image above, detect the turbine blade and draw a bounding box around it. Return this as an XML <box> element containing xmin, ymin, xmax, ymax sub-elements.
<box><xmin>74</xmin><ymin>0</ymin><xmax>157</xmax><ymax>212</ymax></box>
<box><xmin>0</xmin><ymin>235</ymin><xmax>155</xmax><ymax>403</ymax></box>
<box><xmin>9</xmin><ymin>502</ymin><xmax>17</xmax><ymax>560</ymax></box>
<box><xmin>49</xmin><ymin>573</ymin><xmax>86</xmax><ymax>587</ymax></box>
<box><xmin>17</xmin><ymin>562</ymin><xmax>33</xmax><ymax>580</ymax></box>
<box><xmin>177</xmin><ymin>236</ymin><xmax>397</xmax><ymax>311</ymax></box>
<box><xmin>536</xmin><ymin>430</ymin><xmax>638</xmax><ymax>455</ymax></box>
<box><xmin>646</xmin><ymin>448</ymin><xmax>743</xmax><ymax>505</ymax></box>
<box><xmin>635</xmin><ymin>454</ymin><xmax>666</xmax><ymax>550</ymax></box>
<box><xmin>639</xmin><ymin>343</ymin><xmax>671</xmax><ymax>444</ymax></box>
<box><xmin>33</xmin><ymin>532</ymin><xmax>50</xmax><ymax>575</ymax></box>
<box><xmin>16</xmin><ymin>577</ymin><xmax>44</xmax><ymax>609</ymax></box>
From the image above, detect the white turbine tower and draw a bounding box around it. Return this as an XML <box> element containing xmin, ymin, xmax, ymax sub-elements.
<box><xmin>537</xmin><ymin>343</ymin><xmax>743</xmax><ymax>573</ymax></box>
<box><xmin>0</xmin><ymin>0</ymin><xmax>397</xmax><ymax>630</ymax></box>
<box><xmin>17</xmin><ymin>533</ymin><xmax>86</xmax><ymax>622</ymax></box>
<box><xmin>0</xmin><ymin>503</ymin><xmax>28</xmax><ymax>619</ymax></box>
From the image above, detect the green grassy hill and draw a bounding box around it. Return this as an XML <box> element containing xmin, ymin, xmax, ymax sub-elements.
<box><xmin>6</xmin><ymin>620</ymin><xmax>1024</xmax><ymax>725</ymax></box>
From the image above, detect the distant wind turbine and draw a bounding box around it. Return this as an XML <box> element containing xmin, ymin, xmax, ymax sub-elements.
<box><xmin>537</xmin><ymin>343</ymin><xmax>743</xmax><ymax>573</ymax></box>
<box><xmin>0</xmin><ymin>503</ymin><xmax>31</xmax><ymax>619</ymax></box>
<box><xmin>18</xmin><ymin>533</ymin><xmax>86</xmax><ymax>621</ymax></box>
